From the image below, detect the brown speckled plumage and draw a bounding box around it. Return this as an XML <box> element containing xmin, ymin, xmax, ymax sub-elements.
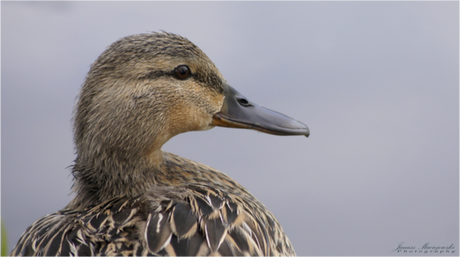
<box><xmin>11</xmin><ymin>32</ymin><xmax>308</xmax><ymax>256</ymax></box>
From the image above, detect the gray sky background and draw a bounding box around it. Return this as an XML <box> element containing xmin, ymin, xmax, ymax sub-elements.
<box><xmin>2</xmin><ymin>1</ymin><xmax>458</xmax><ymax>256</ymax></box>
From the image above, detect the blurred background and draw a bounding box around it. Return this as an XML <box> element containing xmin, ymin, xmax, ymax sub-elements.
<box><xmin>2</xmin><ymin>2</ymin><xmax>458</xmax><ymax>255</ymax></box>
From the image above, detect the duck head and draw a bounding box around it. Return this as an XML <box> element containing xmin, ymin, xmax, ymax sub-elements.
<box><xmin>74</xmin><ymin>32</ymin><xmax>309</xmax><ymax>168</ymax></box>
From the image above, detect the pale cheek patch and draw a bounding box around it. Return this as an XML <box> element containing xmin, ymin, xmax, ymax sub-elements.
<box><xmin>187</xmin><ymin>82</ymin><xmax>224</xmax><ymax>115</ymax></box>
<box><xmin>166</xmin><ymin>84</ymin><xmax>222</xmax><ymax>135</ymax></box>
<box><xmin>206</xmin><ymin>92</ymin><xmax>224</xmax><ymax>114</ymax></box>
<box><xmin>169</xmin><ymin>104</ymin><xmax>212</xmax><ymax>134</ymax></box>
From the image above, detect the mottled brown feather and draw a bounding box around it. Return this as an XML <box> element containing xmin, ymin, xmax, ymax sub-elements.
<box><xmin>11</xmin><ymin>174</ymin><xmax>295</xmax><ymax>256</ymax></box>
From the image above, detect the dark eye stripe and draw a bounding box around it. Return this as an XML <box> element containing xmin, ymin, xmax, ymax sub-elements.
<box><xmin>138</xmin><ymin>68</ymin><xmax>190</xmax><ymax>80</ymax></box>
<box><xmin>138</xmin><ymin>66</ymin><xmax>223</xmax><ymax>94</ymax></box>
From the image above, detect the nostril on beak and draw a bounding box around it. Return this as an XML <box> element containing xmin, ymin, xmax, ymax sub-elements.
<box><xmin>237</xmin><ymin>98</ymin><xmax>251</xmax><ymax>107</ymax></box>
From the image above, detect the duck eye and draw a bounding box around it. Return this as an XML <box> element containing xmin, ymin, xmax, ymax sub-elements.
<box><xmin>173</xmin><ymin>65</ymin><xmax>191</xmax><ymax>80</ymax></box>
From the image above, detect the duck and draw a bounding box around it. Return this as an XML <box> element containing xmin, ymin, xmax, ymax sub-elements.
<box><xmin>10</xmin><ymin>32</ymin><xmax>310</xmax><ymax>256</ymax></box>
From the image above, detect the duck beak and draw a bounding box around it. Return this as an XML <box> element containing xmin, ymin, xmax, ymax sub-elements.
<box><xmin>212</xmin><ymin>84</ymin><xmax>310</xmax><ymax>137</ymax></box>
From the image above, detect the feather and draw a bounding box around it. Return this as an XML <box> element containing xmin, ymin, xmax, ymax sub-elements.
<box><xmin>204</xmin><ymin>217</ymin><xmax>228</xmax><ymax>252</ymax></box>
<box><xmin>170</xmin><ymin>202</ymin><xmax>198</xmax><ymax>239</ymax></box>
<box><xmin>169</xmin><ymin>233</ymin><xmax>203</xmax><ymax>256</ymax></box>
<box><xmin>145</xmin><ymin>213</ymin><xmax>172</xmax><ymax>253</ymax></box>
<box><xmin>220</xmin><ymin>238</ymin><xmax>246</xmax><ymax>256</ymax></box>
<box><xmin>195</xmin><ymin>197</ymin><xmax>214</xmax><ymax>216</ymax></box>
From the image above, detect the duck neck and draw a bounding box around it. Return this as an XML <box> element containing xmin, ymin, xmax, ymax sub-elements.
<box><xmin>69</xmin><ymin>148</ymin><xmax>168</xmax><ymax>209</ymax></box>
